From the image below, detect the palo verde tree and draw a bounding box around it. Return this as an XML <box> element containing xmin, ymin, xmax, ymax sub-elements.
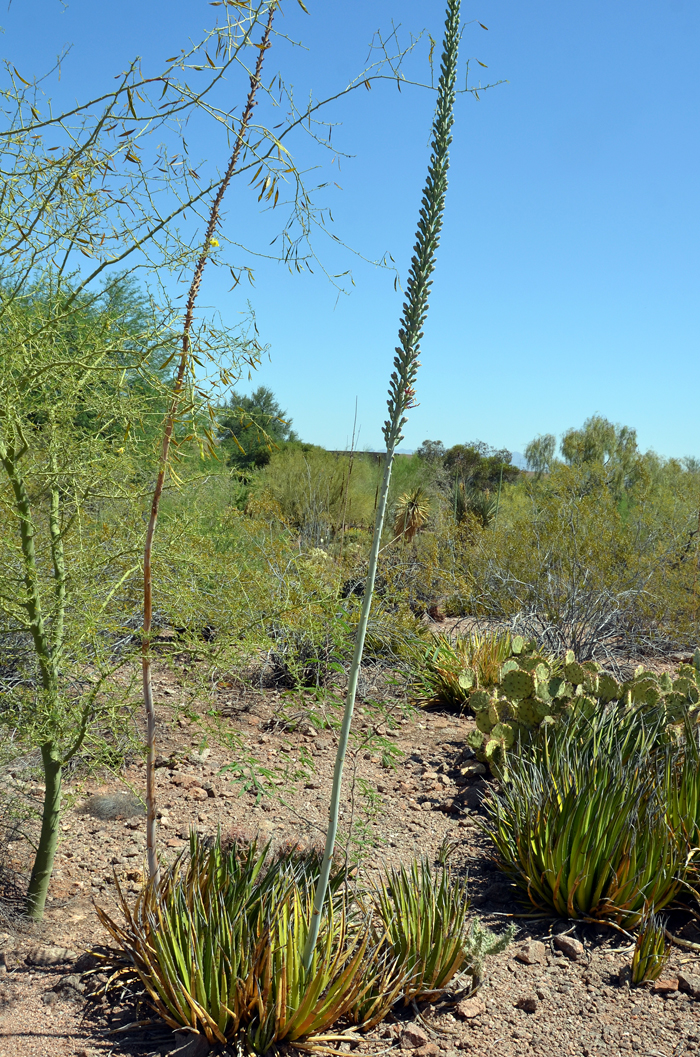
<box><xmin>219</xmin><ymin>386</ymin><xmax>297</xmax><ymax>473</ymax></box>
<box><xmin>0</xmin><ymin>2</ymin><xmax>280</xmax><ymax>918</ymax></box>
<box><xmin>0</xmin><ymin>281</ymin><xmax>167</xmax><ymax>918</ymax></box>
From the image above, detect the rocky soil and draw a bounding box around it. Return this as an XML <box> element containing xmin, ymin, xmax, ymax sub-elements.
<box><xmin>0</xmin><ymin>659</ymin><xmax>699</xmax><ymax>1057</ymax></box>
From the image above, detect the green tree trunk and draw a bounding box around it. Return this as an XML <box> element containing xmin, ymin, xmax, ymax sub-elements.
<box><xmin>26</xmin><ymin>742</ymin><xmax>62</xmax><ymax>920</ymax></box>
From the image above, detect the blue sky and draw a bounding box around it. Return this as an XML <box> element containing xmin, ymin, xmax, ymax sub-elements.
<box><xmin>5</xmin><ymin>1</ymin><xmax>700</xmax><ymax>459</ymax></box>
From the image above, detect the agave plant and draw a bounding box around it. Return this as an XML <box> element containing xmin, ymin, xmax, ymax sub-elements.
<box><xmin>631</xmin><ymin>908</ymin><xmax>671</xmax><ymax>985</ymax></box>
<box><xmin>97</xmin><ymin>833</ymin><xmax>376</xmax><ymax>1050</ymax></box>
<box><xmin>482</xmin><ymin>709</ymin><xmax>685</xmax><ymax>927</ymax></box>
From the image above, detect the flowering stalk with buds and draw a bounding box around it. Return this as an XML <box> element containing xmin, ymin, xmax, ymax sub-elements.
<box><xmin>302</xmin><ymin>0</ymin><xmax>462</xmax><ymax>970</ymax></box>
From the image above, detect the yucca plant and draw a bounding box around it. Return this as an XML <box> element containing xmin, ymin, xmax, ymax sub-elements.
<box><xmin>244</xmin><ymin>886</ymin><xmax>371</xmax><ymax>1054</ymax></box>
<box><xmin>351</xmin><ymin>858</ymin><xmax>512</xmax><ymax>1025</ymax></box>
<box><xmin>631</xmin><ymin>908</ymin><xmax>671</xmax><ymax>985</ymax></box>
<box><xmin>664</xmin><ymin>715</ymin><xmax>700</xmax><ymax>886</ymax></box>
<box><xmin>483</xmin><ymin>710</ymin><xmax>685</xmax><ymax>927</ymax></box>
<box><xmin>410</xmin><ymin>630</ymin><xmax>513</xmax><ymax>708</ymax></box>
<box><xmin>369</xmin><ymin>859</ymin><xmax>472</xmax><ymax>1000</ymax></box>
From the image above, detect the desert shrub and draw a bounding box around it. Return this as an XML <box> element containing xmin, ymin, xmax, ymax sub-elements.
<box><xmin>252</xmin><ymin>447</ymin><xmax>380</xmax><ymax>546</ymax></box>
<box><xmin>408</xmin><ymin>629</ymin><xmax>513</xmax><ymax>709</ymax></box>
<box><xmin>461</xmin><ymin>458</ymin><xmax>700</xmax><ymax>657</ymax></box>
<box><xmin>100</xmin><ymin>833</ymin><xmax>509</xmax><ymax>1050</ymax></box>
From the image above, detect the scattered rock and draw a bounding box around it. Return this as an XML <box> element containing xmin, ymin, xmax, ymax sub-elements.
<box><xmin>26</xmin><ymin>946</ymin><xmax>77</xmax><ymax>967</ymax></box>
<box><xmin>53</xmin><ymin>974</ymin><xmax>85</xmax><ymax>1001</ymax></box>
<box><xmin>168</xmin><ymin>1032</ymin><xmax>212</xmax><ymax>1056</ymax></box>
<box><xmin>455</xmin><ymin>786</ymin><xmax>483</xmax><ymax>810</ymax></box>
<box><xmin>652</xmin><ymin>977</ymin><xmax>679</xmax><ymax>995</ymax></box>
<box><xmin>414</xmin><ymin>1044</ymin><xmax>440</xmax><ymax>1057</ymax></box>
<box><xmin>189</xmin><ymin>749</ymin><xmax>211</xmax><ymax>764</ymax></box>
<box><xmin>459</xmin><ymin>762</ymin><xmax>487</xmax><ymax>778</ymax></box>
<box><xmin>678</xmin><ymin>970</ymin><xmax>700</xmax><ymax>999</ymax></box>
<box><xmin>553</xmin><ymin>934</ymin><xmax>585</xmax><ymax>961</ymax></box>
<box><xmin>400</xmin><ymin>1025</ymin><xmax>430</xmax><ymax>1049</ymax></box>
<box><xmin>454</xmin><ymin>996</ymin><xmax>486</xmax><ymax>1020</ymax></box>
<box><xmin>74</xmin><ymin>951</ymin><xmax>103</xmax><ymax>973</ymax></box>
<box><xmin>515</xmin><ymin>940</ymin><xmax>547</xmax><ymax>966</ymax></box>
<box><xmin>515</xmin><ymin>993</ymin><xmax>539</xmax><ymax>1014</ymax></box>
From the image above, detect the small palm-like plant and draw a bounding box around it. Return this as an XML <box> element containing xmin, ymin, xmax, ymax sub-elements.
<box><xmin>393</xmin><ymin>488</ymin><xmax>431</xmax><ymax>543</ymax></box>
<box><xmin>631</xmin><ymin>909</ymin><xmax>671</xmax><ymax>985</ymax></box>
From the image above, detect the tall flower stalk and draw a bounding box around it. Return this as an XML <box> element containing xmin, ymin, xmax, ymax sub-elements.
<box><xmin>142</xmin><ymin>4</ymin><xmax>277</xmax><ymax>882</ymax></box>
<box><xmin>303</xmin><ymin>0</ymin><xmax>461</xmax><ymax>969</ymax></box>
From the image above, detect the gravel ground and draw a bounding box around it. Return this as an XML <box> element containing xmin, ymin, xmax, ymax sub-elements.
<box><xmin>1</xmin><ymin>660</ymin><xmax>699</xmax><ymax>1057</ymax></box>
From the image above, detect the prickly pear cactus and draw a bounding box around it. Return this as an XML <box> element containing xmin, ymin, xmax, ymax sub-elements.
<box><xmin>465</xmin><ymin>638</ymin><xmax>567</xmax><ymax>772</ymax></box>
<box><xmin>465</xmin><ymin>639</ymin><xmax>700</xmax><ymax>775</ymax></box>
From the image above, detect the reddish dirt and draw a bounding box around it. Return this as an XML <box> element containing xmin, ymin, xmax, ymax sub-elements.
<box><xmin>1</xmin><ymin>660</ymin><xmax>699</xmax><ymax>1057</ymax></box>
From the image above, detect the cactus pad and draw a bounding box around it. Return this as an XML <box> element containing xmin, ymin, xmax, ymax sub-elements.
<box><xmin>501</xmin><ymin>669</ymin><xmax>535</xmax><ymax>700</ymax></box>
<box><xmin>598</xmin><ymin>673</ymin><xmax>621</xmax><ymax>704</ymax></box>
<box><xmin>564</xmin><ymin>660</ymin><xmax>586</xmax><ymax>685</ymax></box>
<box><xmin>469</xmin><ymin>689</ymin><xmax>491</xmax><ymax>712</ymax></box>
<box><xmin>458</xmin><ymin>667</ymin><xmax>476</xmax><ymax>690</ymax></box>
<box><xmin>491</xmin><ymin>721</ymin><xmax>516</xmax><ymax>749</ymax></box>
<box><xmin>467</xmin><ymin>729</ymin><xmax>484</xmax><ymax>751</ymax></box>
<box><xmin>500</xmin><ymin>658</ymin><xmax>520</xmax><ymax>679</ymax></box>
<box><xmin>476</xmin><ymin>710</ymin><xmax>493</xmax><ymax>734</ymax></box>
